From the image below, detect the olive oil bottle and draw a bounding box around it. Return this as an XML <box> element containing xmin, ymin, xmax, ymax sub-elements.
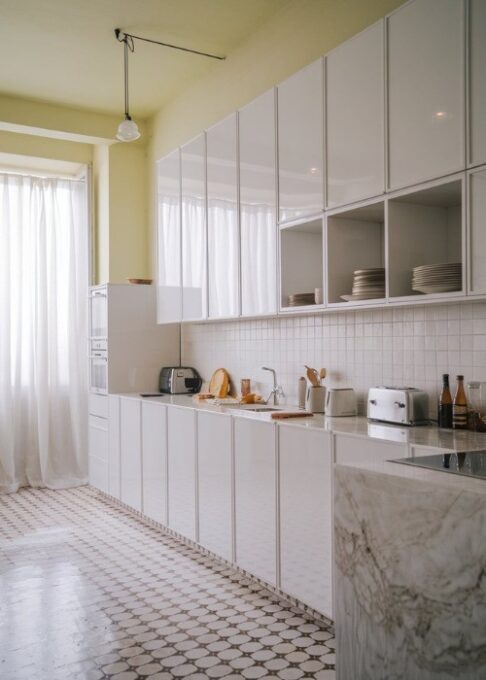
<box><xmin>452</xmin><ymin>375</ymin><xmax>468</xmax><ymax>430</ymax></box>
<box><xmin>438</xmin><ymin>374</ymin><xmax>453</xmax><ymax>428</ymax></box>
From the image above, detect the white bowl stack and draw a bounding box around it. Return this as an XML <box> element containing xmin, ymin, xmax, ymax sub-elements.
<box><xmin>412</xmin><ymin>262</ymin><xmax>462</xmax><ymax>294</ymax></box>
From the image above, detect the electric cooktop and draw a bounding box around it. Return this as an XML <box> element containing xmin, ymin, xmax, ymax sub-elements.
<box><xmin>390</xmin><ymin>450</ymin><xmax>486</xmax><ymax>480</ymax></box>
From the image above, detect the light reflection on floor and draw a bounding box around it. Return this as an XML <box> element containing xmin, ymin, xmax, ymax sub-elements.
<box><xmin>0</xmin><ymin>486</ymin><xmax>335</xmax><ymax>680</ymax></box>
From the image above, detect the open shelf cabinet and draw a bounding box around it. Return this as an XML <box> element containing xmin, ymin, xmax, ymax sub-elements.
<box><xmin>279</xmin><ymin>217</ymin><xmax>324</xmax><ymax>311</ymax></box>
<box><xmin>387</xmin><ymin>176</ymin><xmax>464</xmax><ymax>299</ymax></box>
<box><xmin>326</xmin><ymin>200</ymin><xmax>385</xmax><ymax>305</ymax></box>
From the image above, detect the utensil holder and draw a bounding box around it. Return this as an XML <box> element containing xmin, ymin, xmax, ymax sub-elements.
<box><xmin>306</xmin><ymin>385</ymin><xmax>326</xmax><ymax>413</ymax></box>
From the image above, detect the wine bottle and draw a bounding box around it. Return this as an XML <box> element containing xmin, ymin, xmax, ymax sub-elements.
<box><xmin>453</xmin><ymin>375</ymin><xmax>468</xmax><ymax>430</ymax></box>
<box><xmin>438</xmin><ymin>373</ymin><xmax>453</xmax><ymax>428</ymax></box>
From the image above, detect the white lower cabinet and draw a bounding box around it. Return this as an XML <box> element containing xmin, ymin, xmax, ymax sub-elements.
<box><xmin>88</xmin><ymin>415</ymin><xmax>108</xmax><ymax>493</ymax></box>
<box><xmin>142</xmin><ymin>401</ymin><xmax>168</xmax><ymax>524</ymax></box>
<box><xmin>108</xmin><ymin>395</ymin><xmax>121</xmax><ymax>500</ymax></box>
<box><xmin>167</xmin><ymin>406</ymin><xmax>197</xmax><ymax>541</ymax></box>
<box><xmin>197</xmin><ymin>411</ymin><xmax>233</xmax><ymax>560</ymax></box>
<box><xmin>279</xmin><ymin>426</ymin><xmax>333</xmax><ymax>618</ymax></box>
<box><xmin>334</xmin><ymin>433</ymin><xmax>408</xmax><ymax>465</ymax></box>
<box><xmin>234</xmin><ymin>417</ymin><xmax>277</xmax><ymax>586</ymax></box>
<box><xmin>120</xmin><ymin>397</ymin><xmax>142</xmax><ymax>512</ymax></box>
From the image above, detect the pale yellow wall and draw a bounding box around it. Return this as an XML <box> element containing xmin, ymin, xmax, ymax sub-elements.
<box><xmin>93</xmin><ymin>144</ymin><xmax>110</xmax><ymax>284</ymax></box>
<box><xmin>0</xmin><ymin>129</ymin><xmax>92</xmax><ymax>164</ymax></box>
<box><xmin>146</xmin><ymin>0</ymin><xmax>405</xmax><ymax>277</ymax></box>
<box><xmin>0</xmin><ymin>97</ymin><xmax>149</xmax><ymax>284</ymax></box>
<box><xmin>107</xmin><ymin>142</ymin><xmax>149</xmax><ymax>283</ymax></box>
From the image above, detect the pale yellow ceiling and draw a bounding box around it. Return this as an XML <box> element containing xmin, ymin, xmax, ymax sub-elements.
<box><xmin>0</xmin><ymin>0</ymin><xmax>290</xmax><ymax>118</ymax></box>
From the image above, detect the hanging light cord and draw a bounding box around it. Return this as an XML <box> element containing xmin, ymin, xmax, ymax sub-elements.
<box><xmin>115</xmin><ymin>28</ymin><xmax>225</xmax><ymax>61</ymax></box>
<box><xmin>121</xmin><ymin>34</ymin><xmax>135</xmax><ymax>119</ymax></box>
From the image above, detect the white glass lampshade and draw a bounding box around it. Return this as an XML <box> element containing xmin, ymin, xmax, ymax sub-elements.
<box><xmin>116</xmin><ymin>116</ymin><xmax>141</xmax><ymax>142</ymax></box>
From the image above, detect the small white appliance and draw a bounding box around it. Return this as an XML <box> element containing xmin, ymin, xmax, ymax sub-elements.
<box><xmin>367</xmin><ymin>386</ymin><xmax>429</xmax><ymax>425</ymax></box>
<box><xmin>325</xmin><ymin>388</ymin><xmax>357</xmax><ymax>417</ymax></box>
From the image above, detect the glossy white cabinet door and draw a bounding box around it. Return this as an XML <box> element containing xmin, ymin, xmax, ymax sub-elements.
<box><xmin>239</xmin><ymin>90</ymin><xmax>277</xmax><ymax>316</ymax></box>
<box><xmin>469</xmin><ymin>167</ymin><xmax>486</xmax><ymax>294</ymax></box>
<box><xmin>334</xmin><ymin>434</ymin><xmax>408</xmax><ymax>466</ymax></box>
<box><xmin>141</xmin><ymin>401</ymin><xmax>168</xmax><ymax>525</ymax></box>
<box><xmin>120</xmin><ymin>397</ymin><xmax>142</xmax><ymax>512</ymax></box>
<box><xmin>277</xmin><ymin>59</ymin><xmax>324</xmax><ymax>223</ymax></box>
<box><xmin>470</xmin><ymin>0</ymin><xmax>486</xmax><ymax>166</ymax></box>
<box><xmin>88</xmin><ymin>415</ymin><xmax>108</xmax><ymax>493</ymax></box>
<box><xmin>156</xmin><ymin>149</ymin><xmax>181</xmax><ymax>323</ymax></box>
<box><xmin>326</xmin><ymin>21</ymin><xmax>384</xmax><ymax>208</ymax></box>
<box><xmin>197</xmin><ymin>411</ymin><xmax>233</xmax><ymax>560</ymax></box>
<box><xmin>108</xmin><ymin>395</ymin><xmax>121</xmax><ymax>500</ymax></box>
<box><xmin>167</xmin><ymin>406</ymin><xmax>197</xmax><ymax>541</ymax></box>
<box><xmin>279</xmin><ymin>426</ymin><xmax>333</xmax><ymax>618</ymax></box>
<box><xmin>234</xmin><ymin>418</ymin><xmax>276</xmax><ymax>586</ymax></box>
<box><xmin>206</xmin><ymin>115</ymin><xmax>239</xmax><ymax>319</ymax></box>
<box><xmin>181</xmin><ymin>134</ymin><xmax>207</xmax><ymax>320</ymax></box>
<box><xmin>387</xmin><ymin>0</ymin><xmax>465</xmax><ymax>190</ymax></box>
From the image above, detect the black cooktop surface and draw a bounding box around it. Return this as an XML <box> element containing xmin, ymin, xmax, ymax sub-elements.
<box><xmin>390</xmin><ymin>450</ymin><xmax>486</xmax><ymax>480</ymax></box>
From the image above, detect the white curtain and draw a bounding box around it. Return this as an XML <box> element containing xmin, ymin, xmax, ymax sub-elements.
<box><xmin>0</xmin><ymin>172</ymin><xmax>89</xmax><ymax>493</ymax></box>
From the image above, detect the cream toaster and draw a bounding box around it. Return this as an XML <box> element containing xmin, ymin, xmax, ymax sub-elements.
<box><xmin>325</xmin><ymin>388</ymin><xmax>357</xmax><ymax>417</ymax></box>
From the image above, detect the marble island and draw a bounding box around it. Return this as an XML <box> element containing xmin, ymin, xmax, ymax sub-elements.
<box><xmin>334</xmin><ymin>454</ymin><xmax>486</xmax><ymax>680</ymax></box>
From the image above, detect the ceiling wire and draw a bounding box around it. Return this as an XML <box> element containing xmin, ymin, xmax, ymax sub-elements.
<box><xmin>114</xmin><ymin>28</ymin><xmax>225</xmax><ymax>61</ymax></box>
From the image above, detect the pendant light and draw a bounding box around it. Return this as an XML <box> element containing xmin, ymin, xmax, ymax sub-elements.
<box><xmin>116</xmin><ymin>31</ymin><xmax>140</xmax><ymax>142</ymax></box>
<box><xmin>114</xmin><ymin>28</ymin><xmax>225</xmax><ymax>142</ymax></box>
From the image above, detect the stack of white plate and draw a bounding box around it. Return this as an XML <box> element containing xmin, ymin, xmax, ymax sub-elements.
<box><xmin>341</xmin><ymin>268</ymin><xmax>385</xmax><ymax>302</ymax></box>
<box><xmin>412</xmin><ymin>262</ymin><xmax>462</xmax><ymax>294</ymax></box>
<box><xmin>288</xmin><ymin>292</ymin><xmax>316</xmax><ymax>307</ymax></box>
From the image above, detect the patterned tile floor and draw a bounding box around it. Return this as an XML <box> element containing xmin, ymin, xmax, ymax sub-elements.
<box><xmin>0</xmin><ymin>486</ymin><xmax>336</xmax><ymax>680</ymax></box>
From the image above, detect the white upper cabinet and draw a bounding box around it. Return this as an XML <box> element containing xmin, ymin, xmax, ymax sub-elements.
<box><xmin>326</xmin><ymin>21</ymin><xmax>385</xmax><ymax>208</ymax></box>
<box><xmin>206</xmin><ymin>114</ymin><xmax>240</xmax><ymax>319</ymax></box>
<box><xmin>156</xmin><ymin>150</ymin><xmax>181</xmax><ymax>323</ymax></box>
<box><xmin>387</xmin><ymin>0</ymin><xmax>465</xmax><ymax>190</ymax></box>
<box><xmin>469</xmin><ymin>167</ymin><xmax>486</xmax><ymax>294</ymax></box>
<box><xmin>239</xmin><ymin>90</ymin><xmax>277</xmax><ymax>316</ymax></box>
<box><xmin>181</xmin><ymin>134</ymin><xmax>207</xmax><ymax>320</ymax></box>
<box><xmin>469</xmin><ymin>0</ymin><xmax>486</xmax><ymax>166</ymax></box>
<box><xmin>277</xmin><ymin>59</ymin><xmax>324</xmax><ymax>223</ymax></box>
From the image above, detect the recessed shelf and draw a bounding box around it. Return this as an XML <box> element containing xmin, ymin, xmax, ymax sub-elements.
<box><xmin>326</xmin><ymin>201</ymin><xmax>385</xmax><ymax>304</ymax></box>
<box><xmin>280</xmin><ymin>217</ymin><xmax>323</xmax><ymax>310</ymax></box>
<box><xmin>388</xmin><ymin>178</ymin><xmax>463</xmax><ymax>298</ymax></box>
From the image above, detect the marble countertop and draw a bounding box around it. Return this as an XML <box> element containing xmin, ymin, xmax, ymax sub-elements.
<box><xmin>114</xmin><ymin>392</ymin><xmax>486</xmax><ymax>452</ymax></box>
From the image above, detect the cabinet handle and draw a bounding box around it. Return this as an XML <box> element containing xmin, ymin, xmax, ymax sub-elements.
<box><xmin>369</xmin><ymin>399</ymin><xmax>377</xmax><ymax>405</ymax></box>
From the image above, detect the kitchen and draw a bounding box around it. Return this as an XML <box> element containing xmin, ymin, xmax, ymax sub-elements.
<box><xmin>1</xmin><ymin>0</ymin><xmax>486</xmax><ymax>679</ymax></box>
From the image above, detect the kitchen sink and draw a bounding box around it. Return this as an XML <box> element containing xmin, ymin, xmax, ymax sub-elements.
<box><xmin>228</xmin><ymin>404</ymin><xmax>280</xmax><ymax>412</ymax></box>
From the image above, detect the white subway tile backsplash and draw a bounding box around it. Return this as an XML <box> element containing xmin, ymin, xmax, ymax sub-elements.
<box><xmin>181</xmin><ymin>301</ymin><xmax>486</xmax><ymax>418</ymax></box>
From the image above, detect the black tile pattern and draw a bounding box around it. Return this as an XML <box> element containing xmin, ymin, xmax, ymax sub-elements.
<box><xmin>0</xmin><ymin>487</ymin><xmax>335</xmax><ymax>679</ymax></box>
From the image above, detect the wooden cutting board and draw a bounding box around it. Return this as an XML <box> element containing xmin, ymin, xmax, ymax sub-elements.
<box><xmin>271</xmin><ymin>411</ymin><xmax>314</xmax><ymax>419</ymax></box>
<box><xmin>209</xmin><ymin>368</ymin><xmax>230</xmax><ymax>398</ymax></box>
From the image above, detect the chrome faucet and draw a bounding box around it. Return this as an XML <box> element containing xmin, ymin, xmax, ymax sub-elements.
<box><xmin>261</xmin><ymin>366</ymin><xmax>284</xmax><ymax>405</ymax></box>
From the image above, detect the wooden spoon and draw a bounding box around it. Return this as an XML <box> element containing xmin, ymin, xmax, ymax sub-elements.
<box><xmin>305</xmin><ymin>365</ymin><xmax>319</xmax><ymax>387</ymax></box>
<box><xmin>319</xmin><ymin>368</ymin><xmax>327</xmax><ymax>383</ymax></box>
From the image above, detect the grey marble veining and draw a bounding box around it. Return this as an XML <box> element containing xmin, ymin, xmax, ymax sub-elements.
<box><xmin>334</xmin><ymin>465</ymin><xmax>486</xmax><ymax>680</ymax></box>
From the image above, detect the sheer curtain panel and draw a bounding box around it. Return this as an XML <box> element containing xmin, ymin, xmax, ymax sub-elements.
<box><xmin>0</xmin><ymin>172</ymin><xmax>89</xmax><ymax>493</ymax></box>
